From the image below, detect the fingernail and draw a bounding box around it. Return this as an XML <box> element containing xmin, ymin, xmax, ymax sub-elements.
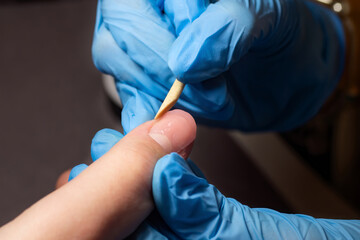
<box><xmin>149</xmin><ymin>110</ymin><xmax>196</xmax><ymax>153</ymax></box>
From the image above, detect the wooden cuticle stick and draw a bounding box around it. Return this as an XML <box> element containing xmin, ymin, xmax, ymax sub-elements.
<box><xmin>154</xmin><ymin>79</ymin><xmax>185</xmax><ymax>120</ymax></box>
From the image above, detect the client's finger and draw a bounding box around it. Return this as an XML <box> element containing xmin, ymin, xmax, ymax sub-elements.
<box><xmin>55</xmin><ymin>169</ymin><xmax>71</xmax><ymax>189</ymax></box>
<box><xmin>57</xmin><ymin>129</ymin><xmax>124</xmax><ymax>189</ymax></box>
<box><xmin>0</xmin><ymin>110</ymin><xmax>196</xmax><ymax>240</ymax></box>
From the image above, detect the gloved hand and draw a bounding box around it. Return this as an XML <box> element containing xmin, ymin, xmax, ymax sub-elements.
<box><xmin>150</xmin><ymin>155</ymin><xmax>360</xmax><ymax>239</ymax></box>
<box><xmin>70</xmin><ymin>129</ymin><xmax>360</xmax><ymax>239</ymax></box>
<box><xmin>92</xmin><ymin>0</ymin><xmax>345</xmax><ymax>133</ymax></box>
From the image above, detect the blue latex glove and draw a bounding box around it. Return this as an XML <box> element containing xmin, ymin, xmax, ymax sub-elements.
<box><xmin>92</xmin><ymin>0</ymin><xmax>345</xmax><ymax>132</ymax></box>
<box><xmin>69</xmin><ymin>129</ymin><xmax>360</xmax><ymax>239</ymax></box>
<box><xmin>150</xmin><ymin>153</ymin><xmax>360</xmax><ymax>239</ymax></box>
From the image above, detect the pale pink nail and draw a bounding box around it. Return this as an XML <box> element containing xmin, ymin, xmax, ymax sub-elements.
<box><xmin>149</xmin><ymin>110</ymin><xmax>196</xmax><ymax>154</ymax></box>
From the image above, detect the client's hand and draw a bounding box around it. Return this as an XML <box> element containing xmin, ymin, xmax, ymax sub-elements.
<box><xmin>68</xmin><ymin>120</ymin><xmax>360</xmax><ymax>240</ymax></box>
<box><xmin>0</xmin><ymin>110</ymin><xmax>196</xmax><ymax>240</ymax></box>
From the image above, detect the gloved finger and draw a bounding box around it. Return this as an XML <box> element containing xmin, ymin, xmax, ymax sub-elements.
<box><xmin>101</xmin><ymin>0</ymin><xmax>176</xmax><ymax>85</ymax></box>
<box><xmin>68</xmin><ymin>163</ymin><xmax>88</xmax><ymax>181</ymax></box>
<box><xmin>152</xmin><ymin>153</ymin><xmax>228</xmax><ymax>239</ymax></box>
<box><xmin>92</xmin><ymin>24</ymin><xmax>172</xmax><ymax>104</ymax></box>
<box><xmin>91</xmin><ymin>128</ymin><xmax>123</xmax><ymax>161</ymax></box>
<box><xmin>92</xmin><ymin>23</ymin><xmax>183</xmax><ymax>132</ymax></box>
<box><xmin>168</xmin><ymin>0</ymin><xmax>276</xmax><ymax>83</ymax></box>
<box><xmin>164</xmin><ymin>0</ymin><xmax>209</xmax><ymax>35</ymax></box>
<box><xmin>119</xmin><ymin>84</ymin><xmax>162</xmax><ymax>134</ymax></box>
<box><xmin>92</xmin><ymin>16</ymin><xmax>233</xmax><ymax>124</ymax></box>
<box><xmin>55</xmin><ymin>169</ymin><xmax>72</xmax><ymax>189</ymax></box>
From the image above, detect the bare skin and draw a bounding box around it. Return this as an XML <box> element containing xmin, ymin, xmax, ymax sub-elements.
<box><xmin>0</xmin><ymin>110</ymin><xmax>196</xmax><ymax>240</ymax></box>
<box><xmin>55</xmin><ymin>169</ymin><xmax>71</xmax><ymax>189</ymax></box>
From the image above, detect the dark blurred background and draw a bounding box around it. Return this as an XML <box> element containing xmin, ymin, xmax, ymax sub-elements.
<box><xmin>0</xmin><ymin>0</ymin><xmax>121</xmax><ymax>225</ymax></box>
<box><xmin>0</xmin><ymin>0</ymin><xmax>358</xmax><ymax>228</ymax></box>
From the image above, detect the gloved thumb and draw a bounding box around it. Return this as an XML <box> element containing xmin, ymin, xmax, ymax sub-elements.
<box><xmin>153</xmin><ymin>154</ymin><xmax>230</xmax><ymax>239</ymax></box>
<box><xmin>168</xmin><ymin>0</ymin><xmax>276</xmax><ymax>83</ymax></box>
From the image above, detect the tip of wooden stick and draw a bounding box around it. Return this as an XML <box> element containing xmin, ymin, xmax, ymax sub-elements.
<box><xmin>154</xmin><ymin>79</ymin><xmax>185</xmax><ymax>120</ymax></box>
<box><xmin>154</xmin><ymin>112</ymin><xmax>163</xmax><ymax>120</ymax></box>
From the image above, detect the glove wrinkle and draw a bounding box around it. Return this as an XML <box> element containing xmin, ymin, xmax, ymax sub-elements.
<box><xmin>152</xmin><ymin>154</ymin><xmax>360</xmax><ymax>239</ymax></box>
